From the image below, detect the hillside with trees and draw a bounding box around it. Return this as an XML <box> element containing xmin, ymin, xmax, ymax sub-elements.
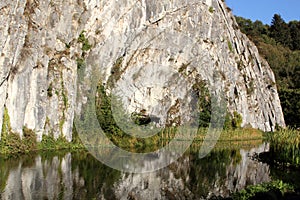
<box><xmin>235</xmin><ymin>14</ymin><xmax>300</xmax><ymax>128</ymax></box>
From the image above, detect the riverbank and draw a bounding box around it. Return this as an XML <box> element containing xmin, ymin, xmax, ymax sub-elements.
<box><xmin>0</xmin><ymin>127</ymin><xmax>84</xmax><ymax>156</ymax></box>
<box><xmin>0</xmin><ymin>127</ymin><xmax>263</xmax><ymax>156</ymax></box>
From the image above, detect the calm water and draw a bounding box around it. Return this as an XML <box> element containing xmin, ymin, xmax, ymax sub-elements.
<box><xmin>0</xmin><ymin>142</ymin><xmax>297</xmax><ymax>200</ymax></box>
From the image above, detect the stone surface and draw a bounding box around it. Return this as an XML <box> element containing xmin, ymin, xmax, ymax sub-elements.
<box><xmin>0</xmin><ymin>0</ymin><xmax>285</xmax><ymax>141</ymax></box>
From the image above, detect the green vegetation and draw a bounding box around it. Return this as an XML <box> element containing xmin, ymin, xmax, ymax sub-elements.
<box><xmin>235</xmin><ymin>14</ymin><xmax>300</xmax><ymax>128</ymax></box>
<box><xmin>0</xmin><ymin>126</ymin><xmax>36</xmax><ymax>155</ymax></box>
<box><xmin>264</xmin><ymin>128</ymin><xmax>300</xmax><ymax>167</ymax></box>
<box><xmin>232</xmin><ymin>180</ymin><xmax>294</xmax><ymax>200</ymax></box>
<box><xmin>60</xmin><ymin>79</ymin><xmax>68</xmax><ymax>108</ymax></box>
<box><xmin>192</xmin><ymin>80</ymin><xmax>211</xmax><ymax>127</ymax></box>
<box><xmin>107</xmin><ymin>56</ymin><xmax>124</xmax><ymax>88</ymax></box>
<box><xmin>227</xmin><ymin>40</ymin><xmax>234</xmax><ymax>52</ymax></box>
<box><xmin>278</xmin><ymin>88</ymin><xmax>300</xmax><ymax>127</ymax></box>
<box><xmin>65</xmin><ymin>42</ymin><xmax>71</xmax><ymax>49</ymax></box>
<box><xmin>224</xmin><ymin>111</ymin><xmax>243</xmax><ymax>130</ymax></box>
<box><xmin>78</xmin><ymin>30</ymin><xmax>92</xmax><ymax>52</ymax></box>
<box><xmin>47</xmin><ymin>82</ymin><xmax>53</xmax><ymax>97</ymax></box>
<box><xmin>0</xmin><ymin>108</ymin><xmax>83</xmax><ymax>156</ymax></box>
<box><xmin>1</xmin><ymin>108</ymin><xmax>11</xmax><ymax>138</ymax></box>
<box><xmin>76</xmin><ymin>57</ymin><xmax>85</xmax><ymax>70</ymax></box>
<box><xmin>0</xmin><ymin>129</ymin><xmax>84</xmax><ymax>156</ymax></box>
<box><xmin>130</xmin><ymin>111</ymin><xmax>151</xmax><ymax>125</ymax></box>
<box><xmin>37</xmin><ymin>133</ymin><xmax>83</xmax><ymax>152</ymax></box>
<box><xmin>194</xmin><ymin>127</ymin><xmax>263</xmax><ymax>142</ymax></box>
<box><xmin>76</xmin><ymin>30</ymin><xmax>91</xmax><ymax>71</ymax></box>
<box><xmin>95</xmin><ymin>84</ymin><xmax>167</xmax><ymax>151</ymax></box>
<box><xmin>209</xmin><ymin>6</ymin><xmax>214</xmax><ymax>13</ymax></box>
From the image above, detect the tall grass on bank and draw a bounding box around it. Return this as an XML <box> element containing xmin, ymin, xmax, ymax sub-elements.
<box><xmin>0</xmin><ymin>126</ymin><xmax>84</xmax><ymax>156</ymax></box>
<box><xmin>0</xmin><ymin>126</ymin><xmax>264</xmax><ymax>156</ymax></box>
<box><xmin>264</xmin><ymin>128</ymin><xmax>300</xmax><ymax>167</ymax></box>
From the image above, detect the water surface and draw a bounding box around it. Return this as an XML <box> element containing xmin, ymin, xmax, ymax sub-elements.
<box><xmin>0</xmin><ymin>142</ymin><xmax>295</xmax><ymax>199</ymax></box>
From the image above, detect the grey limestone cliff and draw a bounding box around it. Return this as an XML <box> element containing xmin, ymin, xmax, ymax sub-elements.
<box><xmin>0</xmin><ymin>0</ymin><xmax>285</xmax><ymax>141</ymax></box>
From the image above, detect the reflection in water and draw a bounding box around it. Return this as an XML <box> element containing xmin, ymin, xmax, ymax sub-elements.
<box><xmin>0</xmin><ymin>143</ymin><xmax>271</xmax><ymax>199</ymax></box>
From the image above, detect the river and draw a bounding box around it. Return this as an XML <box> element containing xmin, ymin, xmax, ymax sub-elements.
<box><xmin>0</xmin><ymin>142</ymin><xmax>297</xmax><ymax>199</ymax></box>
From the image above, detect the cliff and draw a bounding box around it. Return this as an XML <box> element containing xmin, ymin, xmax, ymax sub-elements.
<box><xmin>0</xmin><ymin>0</ymin><xmax>285</xmax><ymax>141</ymax></box>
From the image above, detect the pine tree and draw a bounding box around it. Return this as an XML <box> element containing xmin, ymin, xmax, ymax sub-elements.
<box><xmin>289</xmin><ymin>21</ymin><xmax>300</xmax><ymax>50</ymax></box>
<box><xmin>270</xmin><ymin>14</ymin><xmax>292</xmax><ymax>47</ymax></box>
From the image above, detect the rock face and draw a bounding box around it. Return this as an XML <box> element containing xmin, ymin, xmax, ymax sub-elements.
<box><xmin>0</xmin><ymin>0</ymin><xmax>285</xmax><ymax>141</ymax></box>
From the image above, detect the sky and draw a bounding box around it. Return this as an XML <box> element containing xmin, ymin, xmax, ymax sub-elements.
<box><xmin>226</xmin><ymin>0</ymin><xmax>300</xmax><ymax>25</ymax></box>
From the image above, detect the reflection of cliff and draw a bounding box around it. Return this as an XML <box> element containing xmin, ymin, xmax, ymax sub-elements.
<box><xmin>0</xmin><ymin>144</ymin><xmax>271</xmax><ymax>199</ymax></box>
<box><xmin>0</xmin><ymin>152</ymin><xmax>121</xmax><ymax>200</ymax></box>
<box><xmin>225</xmin><ymin>143</ymin><xmax>270</xmax><ymax>193</ymax></box>
<box><xmin>2</xmin><ymin>153</ymin><xmax>76</xmax><ymax>200</ymax></box>
<box><xmin>114</xmin><ymin>143</ymin><xmax>271</xmax><ymax>199</ymax></box>
<box><xmin>114</xmin><ymin>156</ymin><xmax>194</xmax><ymax>200</ymax></box>
<box><xmin>211</xmin><ymin>143</ymin><xmax>271</xmax><ymax>198</ymax></box>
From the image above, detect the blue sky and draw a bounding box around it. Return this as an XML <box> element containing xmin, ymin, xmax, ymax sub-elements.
<box><xmin>226</xmin><ymin>0</ymin><xmax>300</xmax><ymax>24</ymax></box>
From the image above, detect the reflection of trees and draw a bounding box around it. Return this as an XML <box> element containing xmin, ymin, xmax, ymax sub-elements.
<box><xmin>70</xmin><ymin>152</ymin><xmax>121</xmax><ymax>199</ymax></box>
<box><xmin>0</xmin><ymin>157</ymin><xmax>12</xmax><ymax>193</ymax></box>
<box><xmin>185</xmin><ymin>149</ymin><xmax>241</xmax><ymax>199</ymax></box>
<box><xmin>1</xmin><ymin>146</ymin><xmax>275</xmax><ymax>199</ymax></box>
<box><xmin>262</xmin><ymin>144</ymin><xmax>300</xmax><ymax>189</ymax></box>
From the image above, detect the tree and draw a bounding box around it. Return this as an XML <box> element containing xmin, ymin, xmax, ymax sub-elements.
<box><xmin>288</xmin><ymin>21</ymin><xmax>300</xmax><ymax>50</ymax></box>
<box><xmin>270</xmin><ymin>14</ymin><xmax>292</xmax><ymax>47</ymax></box>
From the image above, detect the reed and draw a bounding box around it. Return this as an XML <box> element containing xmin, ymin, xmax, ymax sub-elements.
<box><xmin>264</xmin><ymin>128</ymin><xmax>300</xmax><ymax>167</ymax></box>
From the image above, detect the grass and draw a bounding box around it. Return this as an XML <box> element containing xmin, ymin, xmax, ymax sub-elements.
<box><xmin>0</xmin><ymin>127</ymin><xmax>37</xmax><ymax>155</ymax></box>
<box><xmin>264</xmin><ymin>128</ymin><xmax>300</xmax><ymax>167</ymax></box>
<box><xmin>265</xmin><ymin>128</ymin><xmax>300</xmax><ymax>148</ymax></box>
<box><xmin>194</xmin><ymin>127</ymin><xmax>263</xmax><ymax>141</ymax></box>
<box><xmin>37</xmin><ymin>133</ymin><xmax>84</xmax><ymax>152</ymax></box>
<box><xmin>77</xmin><ymin>126</ymin><xmax>264</xmax><ymax>154</ymax></box>
<box><xmin>0</xmin><ymin>121</ymin><xmax>84</xmax><ymax>157</ymax></box>
<box><xmin>0</xmin><ymin>104</ymin><xmax>84</xmax><ymax>157</ymax></box>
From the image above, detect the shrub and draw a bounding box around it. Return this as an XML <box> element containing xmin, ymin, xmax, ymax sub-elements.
<box><xmin>78</xmin><ymin>30</ymin><xmax>92</xmax><ymax>51</ymax></box>
<box><xmin>223</xmin><ymin>111</ymin><xmax>243</xmax><ymax>130</ymax></box>
<box><xmin>232</xmin><ymin>180</ymin><xmax>294</xmax><ymax>200</ymax></box>
<box><xmin>232</xmin><ymin>111</ymin><xmax>243</xmax><ymax>128</ymax></box>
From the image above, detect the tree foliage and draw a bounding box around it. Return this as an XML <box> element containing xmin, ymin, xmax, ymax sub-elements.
<box><xmin>270</xmin><ymin>14</ymin><xmax>292</xmax><ymax>48</ymax></box>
